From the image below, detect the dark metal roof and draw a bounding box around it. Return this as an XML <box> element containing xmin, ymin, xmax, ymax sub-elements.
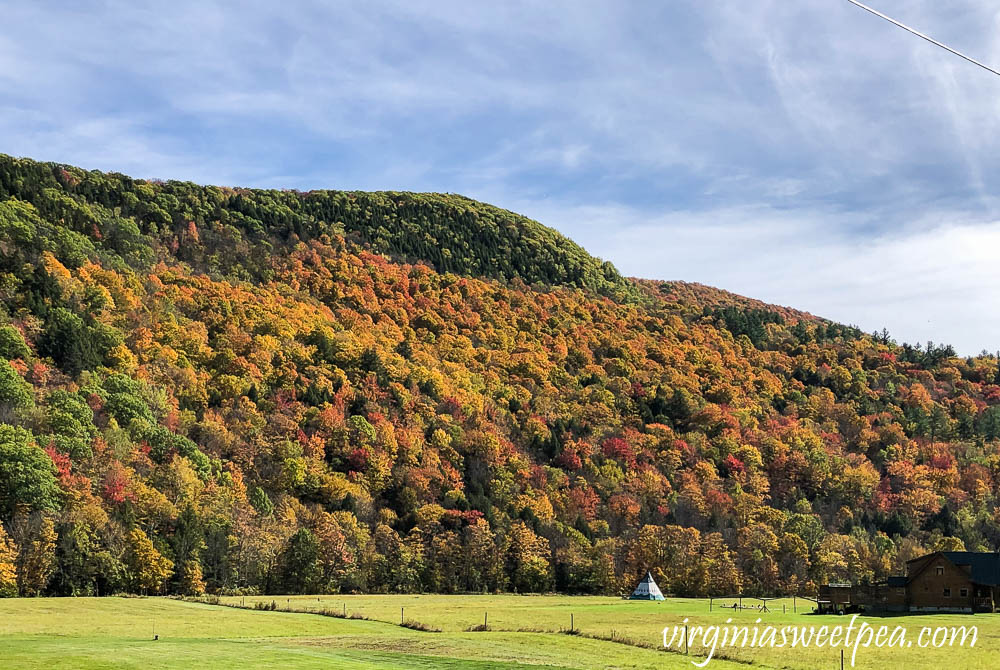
<box><xmin>938</xmin><ymin>552</ymin><xmax>1000</xmax><ymax>586</ymax></box>
<box><xmin>887</xmin><ymin>575</ymin><xmax>907</xmax><ymax>587</ymax></box>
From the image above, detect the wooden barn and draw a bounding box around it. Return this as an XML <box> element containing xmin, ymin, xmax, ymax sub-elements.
<box><xmin>902</xmin><ymin>551</ymin><xmax>999</xmax><ymax>613</ymax></box>
<box><xmin>825</xmin><ymin>551</ymin><xmax>1000</xmax><ymax>614</ymax></box>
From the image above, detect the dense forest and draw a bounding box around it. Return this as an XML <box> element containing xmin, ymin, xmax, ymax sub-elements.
<box><xmin>0</xmin><ymin>153</ymin><xmax>997</xmax><ymax>599</ymax></box>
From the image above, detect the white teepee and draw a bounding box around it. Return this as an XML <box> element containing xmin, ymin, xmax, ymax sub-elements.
<box><xmin>629</xmin><ymin>571</ymin><xmax>665</xmax><ymax>600</ymax></box>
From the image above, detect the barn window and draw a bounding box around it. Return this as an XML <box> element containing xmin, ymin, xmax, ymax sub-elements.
<box><xmin>943</xmin><ymin>588</ymin><xmax>951</xmax><ymax>597</ymax></box>
<box><xmin>960</xmin><ymin>589</ymin><xmax>968</xmax><ymax>597</ymax></box>
<box><xmin>936</xmin><ymin>566</ymin><xmax>944</xmax><ymax>575</ymax></box>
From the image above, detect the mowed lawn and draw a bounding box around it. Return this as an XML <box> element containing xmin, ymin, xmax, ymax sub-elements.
<box><xmin>0</xmin><ymin>596</ymin><xmax>752</xmax><ymax>670</ymax></box>
<box><xmin>221</xmin><ymin>594</ymin><xmax>1000</xmax><ymax>669</ymax></box>
<box><xmin>0</xmin><ymin>595</ymin><xmax>996</xmax><ymax>669</ymax></box>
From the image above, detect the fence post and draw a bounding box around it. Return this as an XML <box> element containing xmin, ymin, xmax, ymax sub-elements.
<box><xmin>571</xmin><ymin>613</ymin><xmax>574</xmax><ymax>632</ymax></box>
<box><xmin>793</xmin><ymin>595</ymin><xmax>796</xmax><ymax>613</ymax></box>
<box><xmin>709</xmin><ymin>596</ymin><xmax>713</xmax><ymax>612</ymax></box>
<box><xmin>343</xmin><ymin>603</ymin><xmax>346</xmax><ymax>617</ymax></box>
<box><xmin>484</xmin><ymin>611</ymin><xmax>488</xmax><ymax>628</ymax></box>
<box><xmin>685</xmin><ymin>624</ymin><xmax>689</xmax><ymax>654</ymax></box>
<box><xmin>841</xmin><ymin>648</ymin><xmax>844</xmax><ymax>670</ymax></box>
<box><xmin>401</xmin><ymin>607</ymin><xmax>404</xmax><ymax>624</ymax></box>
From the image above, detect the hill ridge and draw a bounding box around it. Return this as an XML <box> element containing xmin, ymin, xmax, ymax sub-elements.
<box><xmin>0</xmin><ymin>153</ymin><xmax>995</xmax><ymax>604</ymax></box>
<box><xmin>0</xmin><ymin>154</ymin><xmax>638</xmax><ymax>301</ymax></box>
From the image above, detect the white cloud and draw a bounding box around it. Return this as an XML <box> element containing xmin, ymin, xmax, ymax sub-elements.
<box><xmin>505</xmin><ymin>197</ymin><xmax>1000</xmax><ymax>354</ymax></box>
<box><xmin>3</xmin><ymin>0</ymin><xmax>1000</xmax><ymax>351</ymax></box>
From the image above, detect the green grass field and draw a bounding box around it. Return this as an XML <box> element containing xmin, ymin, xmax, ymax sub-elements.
<box><xmin>0</xmin><ymin>595</ymin><xmax>993</xmax><ymax>669</ymax></box>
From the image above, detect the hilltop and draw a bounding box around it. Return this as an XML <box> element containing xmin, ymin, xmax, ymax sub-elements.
<box><xmin>0</xmin><ymin>155</ymin><xmax>637</xmax><ymax>301</ymax></box>
<box><xmin>0</xmin><ymin>154</ymin><xmax>995</xmax><ymax>599</ymax></box>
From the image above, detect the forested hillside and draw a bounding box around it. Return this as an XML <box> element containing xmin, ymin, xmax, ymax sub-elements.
<box><xmin>0</xmin><ymin>154</ymin><xmax>997</xmax><ymax>599</ymax></box>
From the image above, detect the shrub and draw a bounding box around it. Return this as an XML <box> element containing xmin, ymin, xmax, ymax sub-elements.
<box><xmin>400</xmin><ymin>620</ymin><xmax>441</xmax><ymax>633</ymax></box>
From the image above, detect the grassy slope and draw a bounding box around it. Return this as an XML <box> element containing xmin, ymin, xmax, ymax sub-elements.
<box><xmin>0</xmin><ymin>597</ymin><xmax>753</xmax><ymax>670</ymax></box>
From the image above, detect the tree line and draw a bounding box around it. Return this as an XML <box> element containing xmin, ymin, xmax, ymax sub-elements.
<box><xmin>1</xmin><ymin>155</ymin><xmax>999</xmax><ymax>599</ymax></box>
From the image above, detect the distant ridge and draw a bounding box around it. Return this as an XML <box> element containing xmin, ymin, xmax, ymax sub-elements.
<box><xmin>0</xmin><ymin>154</ymin><xmax>638</xmax><ymax>301</ymax></box>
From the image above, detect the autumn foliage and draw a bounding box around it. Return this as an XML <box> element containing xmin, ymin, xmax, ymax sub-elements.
<box><xmin>0</xmin><ymin>154</ymin><xmax>995</xmax><ymax>598</ymax></box>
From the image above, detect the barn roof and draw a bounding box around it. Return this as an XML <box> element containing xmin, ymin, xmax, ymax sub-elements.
<box><xmin>907</xmin><ymin>551</ymin><xmax>1000</xmax><ymax>586</ymax></box>
<box><xmin>942</xmin><ymin>552</ymin><xmax>1000</xmax><ymax>586</ymax></box>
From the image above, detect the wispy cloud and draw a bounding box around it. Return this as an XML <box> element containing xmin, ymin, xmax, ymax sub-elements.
<box><xmin>3</xmin><ymin>0</ymin><xmax>1000</xmax><ymax>351</ymax></box>
<box><xmin>506</xmin><ymin>198</ymin><xmax>1000</xmax><ymax>354</ymax></box>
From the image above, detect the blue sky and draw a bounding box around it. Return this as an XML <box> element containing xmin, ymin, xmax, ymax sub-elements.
<box><xmin>3</xmin><ymin>1</ymin><xmax>1000</xmax><ymax>353</ymax></box>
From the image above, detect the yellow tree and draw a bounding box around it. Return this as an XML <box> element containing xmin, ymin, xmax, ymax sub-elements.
<box><xmin>177</xmin><ymin>560</ymin><xmax>206</xmax><ymax>596</ymax></box>
<box><xmin>126</xmin><ymin>528</ymin><xmax>174</xmax><ymax>594</ymax></box>
<box><xmin>702</xmin><ymin>532</ymin><xmax>742</xmax><ymax>596</ymax></box>
<box><xmin>736</xmin><ymin>523</ymin><xmax>780</xmax><ymax>595</ymax></box>
<box><xmin>17</xmin><ymin>517</ymin><xmax>56</xmax><ymax>597</ymax></box>
<box><xmin>463</xmin><ymin>517</ymin><xmax>501</xmax><ymax>592</ymax></box>
<box><xmin>0</xmin><ymin>525</ymin><xmax>16</xmax><ymax>596</ymax></box>
<box><xmin>507</xmin><ymin>521</ymin><xmax>552</xmax><ymax>593</ymax></box>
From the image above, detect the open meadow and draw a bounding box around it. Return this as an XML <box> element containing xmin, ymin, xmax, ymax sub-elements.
<box><xmin>221</xmin><ymin>594</ymin><xmax>998</xmax><ymax>669</ymax></box>
<box><xmin>0</xmin><ymin>595</ymin><xmax>995</xmax><ymax>669</ymax></box>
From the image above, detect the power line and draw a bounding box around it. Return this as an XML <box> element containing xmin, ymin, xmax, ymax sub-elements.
<box><xmin>845</xmin><ymin>0</ymin><xmax>1000</xmax><ymax>78</ymax></box>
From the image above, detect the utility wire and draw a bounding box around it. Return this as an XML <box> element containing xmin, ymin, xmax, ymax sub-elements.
<box><xmin>845</xmin><ymin>0</ymin><xmax>1000</xmax><ymax>78</ymax></box>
